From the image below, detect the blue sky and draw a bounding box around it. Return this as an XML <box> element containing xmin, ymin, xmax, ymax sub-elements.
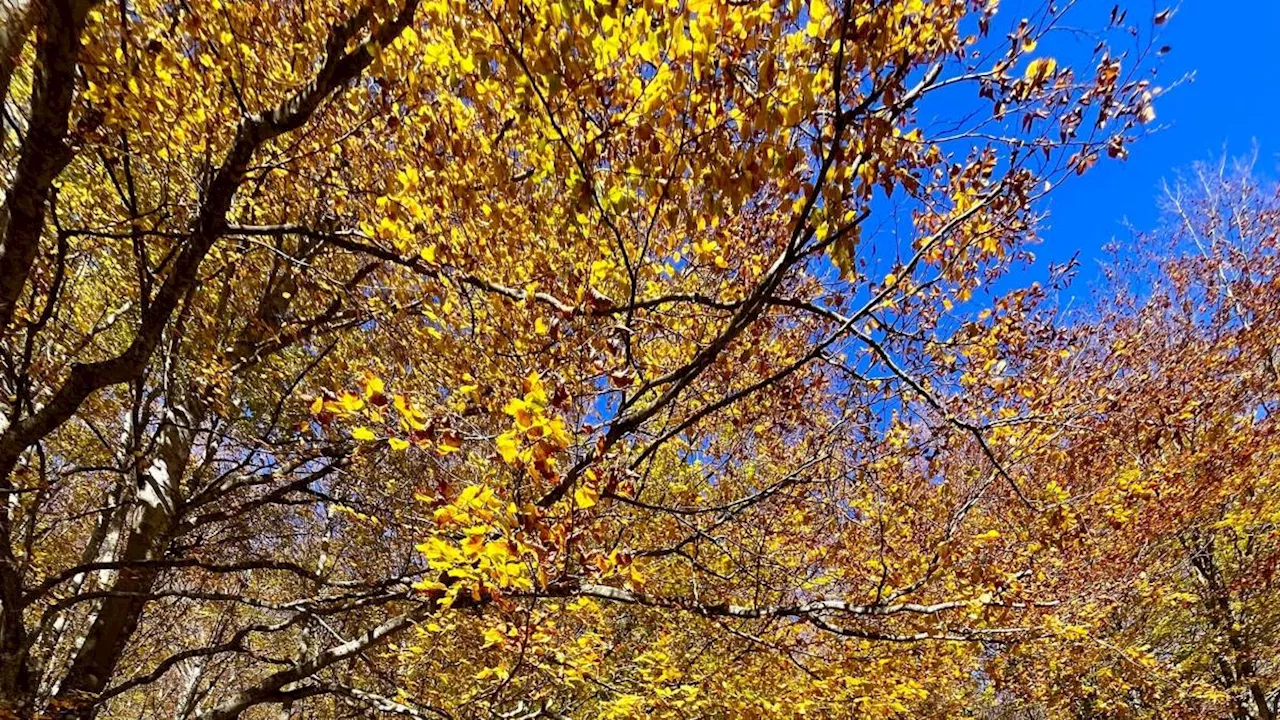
<box><xmin>1034</xmin><ymin>0</ymin><xmax>1280</xmax><ymax>277</ymax></box>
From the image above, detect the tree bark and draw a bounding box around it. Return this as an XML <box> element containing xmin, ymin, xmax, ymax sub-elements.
<box><xmin>50</xmin><ymin>401</ymin><xmax>199</xmax><ymax>716</ymax></box>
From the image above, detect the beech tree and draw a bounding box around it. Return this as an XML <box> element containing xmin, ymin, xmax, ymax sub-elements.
<box><xmin>0</xmin><ymin>0</ymin><xmax>1160</xmax><ymax>717</ymax></box>
<box><xmin>977</xmin><ymin>156</ymin><xmax>1280</xmax><ymax>719</ymax></box>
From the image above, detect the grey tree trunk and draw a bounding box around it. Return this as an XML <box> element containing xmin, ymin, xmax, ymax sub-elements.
<box><xmin>50</xmin><ymin>400</ymin><xmax>201</xmax><ymax>718</ymax></box>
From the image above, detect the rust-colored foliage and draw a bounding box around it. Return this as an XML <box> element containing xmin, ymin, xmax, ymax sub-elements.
<box><xmin>981</xmin><ymin>156</ymin><xmax>1280</xmax><ymax>719</ymax></box>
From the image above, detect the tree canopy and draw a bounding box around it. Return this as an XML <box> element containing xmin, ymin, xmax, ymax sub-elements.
<box><xmin>7</xmin><ymin>0</ymin><xmax>1276</xmax><ymax>719</ymax></box>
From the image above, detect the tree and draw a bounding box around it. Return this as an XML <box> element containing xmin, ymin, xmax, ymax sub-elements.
<box><xmin>0</xmin><ymin>0</ymin><xmax>1157</xmax><ymax>717</ymax></box>
<box><xmin>975</xmin><ymin>155</ymin><xmax>1280</xmax><ymax>719</ymax></box>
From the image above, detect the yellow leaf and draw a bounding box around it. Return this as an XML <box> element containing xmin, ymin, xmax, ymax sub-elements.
<box><xmin>496</xmin><ymin>431</ymin><xmax>520</xmax><ymax>463</ymax></box>
<box><xmin>829</xmin><ymin>232</ymin><xmax>856</xmax><ymax>279</ymax></box>
<box><xmin>810</xmin><ymin>0</ymin><xmax>829</xmax><ymax>23</ymax></box>
<box><xmin>806</xmin><ymin>0</ymin><xmax>829</xmax><ymax>36</ymax></box>
<box><xmin>482</xmin><ymin>626</ymin><xmax>506</xmax><ymax>649</ymax></box>
<box><xmin>351</xmin><ymin>427</ymin><xmax>377</xmax><ymax>442</ymax></box>
<box><xmin>575</xmin><ymin>484</ymin><xmax>598</xmax><ymax>509</ymax></box>
<box><xmin>1024</xmin><ymin>57</ymin><xmax>1057</xmax><ymax>82</ymax></box>
<box><xmin>412</xmin><ymin>579</ymin><xmax>447</xmax><ymax>594</ymax></box>
<box><xmin>482</xmin><ymin>541</ymin><xmax>510</xmax><ymax>563</ymax></box>
<box><xmin>591</xmin><ymin>259</ymin><xmax>615</xmax><ymax>284</ymax></box>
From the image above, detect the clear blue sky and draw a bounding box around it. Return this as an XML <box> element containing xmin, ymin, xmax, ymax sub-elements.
<box><xmin>1035</xmin><ymin>0</ymin><xmax>1280</xmax><ymax>275</ymax></box>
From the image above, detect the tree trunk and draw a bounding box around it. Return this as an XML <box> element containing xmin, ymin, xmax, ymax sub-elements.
<box><xmin>49</xmin><ymin>401</ymin><xmax>199</xmax><ymax>718</ymax></box>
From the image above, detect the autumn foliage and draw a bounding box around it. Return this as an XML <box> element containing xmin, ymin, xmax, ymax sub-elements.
<box><xmin>4</xmin><ymin>0</ymin><xmax>1273</xmax><ymax>718</ymax></box>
